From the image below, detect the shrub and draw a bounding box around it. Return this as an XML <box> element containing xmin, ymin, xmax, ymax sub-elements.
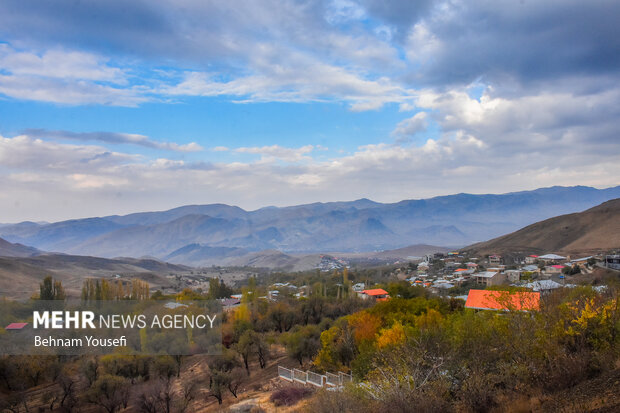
<box><xmin>269</xmin><ymin>386</ymin><xmax>313</xmax><ymax>406</ymax></box>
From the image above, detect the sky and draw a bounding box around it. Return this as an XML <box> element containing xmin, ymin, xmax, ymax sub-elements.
<box><xmin>0</xmin><ymin>0</ymin><xmax>619</xmax><ymax>223</ymax></box>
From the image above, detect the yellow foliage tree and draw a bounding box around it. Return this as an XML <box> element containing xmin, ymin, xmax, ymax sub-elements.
<box><xmin>376</xmin><ymin>321</ymin><xmax>407</xmax><ymax>349</ymax></box>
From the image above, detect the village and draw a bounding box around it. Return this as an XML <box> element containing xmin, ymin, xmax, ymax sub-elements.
<box><xmin>205</xmin><ymin>250</ymin><xmax>620</xmax><ymax>325</ymax></box>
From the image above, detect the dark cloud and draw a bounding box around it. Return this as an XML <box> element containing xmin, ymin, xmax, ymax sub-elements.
<box><xmin>359</xmin><ymin>0</ymin><xmax>434</xmax><ymax>36</ymax></box>
<box><xmin>0</xmin><ymin>1</ymin><xmax>171</xmax><ymax>55</ymax></box>
<box><xmin>404</xmin><ymin>0</ymin><xmax>620</xmax><ymax>87</ymax></box>
<box><xmin>22</xmin><ymin>128</ymin><xmax>202</xmax><ymax>152</ymax></box>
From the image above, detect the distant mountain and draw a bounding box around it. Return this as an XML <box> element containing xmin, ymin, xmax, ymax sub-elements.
<box><xmin>466</xmin><ymin>198</ymin><xmax>620</xmax><ymax>256</ymax></box>
<box><xmin>367</xmin><ymin>244</ymin><xmax>451</xmax><ymax>260</ymax></box>
<box><xmin>164</xmin><ymin>243</ymin><xmax>248</xmax><ymax>266</ymax></box>
<box><xmin>0</xmin><ymin>237</ymin><xmax>40</xmax><ymax>257</ymax></box>
<box><xmin>1</xmin><ymin>185</ymin><xmax>619</xmax><ymax>266</ymax></box>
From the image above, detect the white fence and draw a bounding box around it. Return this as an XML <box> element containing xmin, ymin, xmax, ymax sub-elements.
<box><xmin>293</xmin><ymin>368</ymin><xmax>307</xmax><ymax>384</ymax></box>
<box><xmin>278</xmin><ymin>366</ymin><xmax>293</xmax><ymax>381</ymax></box>
<box><xmin>277</xmin><ymin>366</ymin><xmax>352</xmax><ymax>389</ymax></box>
<box><xmin>307</xmin><ymin>371</ymin><xmax>325</xmax><ymax>387</ymax></box>
<box><xmin>325</xmin><ymin>372</ymin><xmax>340</xmax><ymax>386</ymax></box>
<box><xmin>340</xmin><ymin>371</ymin><xmax>353</xmax><ymax>384</ymax></box>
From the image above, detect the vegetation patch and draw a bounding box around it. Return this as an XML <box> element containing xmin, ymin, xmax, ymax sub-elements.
<box><xmin>269</xmin><ymin>386</ymin><xmax>313</xmax><ymax>406</ymax></box>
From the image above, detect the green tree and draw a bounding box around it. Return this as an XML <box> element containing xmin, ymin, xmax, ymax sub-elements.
<box><xmin>39</xmin><ymin>276</ymin><xmax>65</xmax><ymax>300</ymax></box>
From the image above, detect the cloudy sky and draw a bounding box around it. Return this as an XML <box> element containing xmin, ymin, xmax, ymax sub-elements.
<box><xmin>0</xmin><ymin>0</ymin><xmax>619</xmax><ymax>222</ymax></box>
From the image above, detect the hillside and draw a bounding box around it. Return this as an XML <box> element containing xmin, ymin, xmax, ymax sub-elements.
<box><xmin>466</xmin><ymin>198</ymin><xmax>620</xmax><ymax>255</ymax></box>
<box><xmin>1</xmin><ymin>185</ymin><xmax>619</xmax><ymax>265</ymax></box>
<box><xmin>0</xmin><ymin>253</ymin><xmax>190</xmax><ymax>299</ymax></box>
<box><xmin>0</xmin><ymin>237</ymin><xmax>40</xmax><ymax>257</ymax></box>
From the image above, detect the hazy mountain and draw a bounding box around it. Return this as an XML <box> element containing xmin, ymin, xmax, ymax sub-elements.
<box><xmin>164</xmin><ymin>243</ymin><xmax>248</xmax><ymax>266</ymax></box>
<box><xmin>466</xmin><ymin>198</ymin><xmax>620</xmax><ymax>256</ymax></box>
<box><xmin>1</xmin><ymin>185</ymin><xmax>619</xmax><ymax>265</ymax></box>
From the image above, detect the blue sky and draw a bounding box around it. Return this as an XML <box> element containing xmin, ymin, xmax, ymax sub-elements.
<box><xmin>0</xmin><ymin>0</ymin><xmax>619</xmax><ymax>222</ymax></box>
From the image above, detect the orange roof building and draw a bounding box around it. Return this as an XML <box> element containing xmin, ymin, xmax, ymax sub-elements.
<box><xmin>465</xmin><ymin>289</ymin><xmax>540</xmax><ymax>311</ymax></box>
<box><xmin>360</xmin><ymin>288</ymin><xmax>390</xmax><ymax>301</ymax></box>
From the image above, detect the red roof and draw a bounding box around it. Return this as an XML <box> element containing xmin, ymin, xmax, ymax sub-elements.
<box><xmin>455</xmin><ymin>268</ymin><xmax>467</xmax><ymax>272</ymax></box>
<box><xmin>465</xmin><ymin>289</ymin><xmax>540</xmax><ymax>311</ymax></box>
<box><xmin>529</xmin><ymin>255</ymin><xmax>539</xmax><ymax>258</ymax></box>
<box><xmin>5</xmin><ymin>322</ymin><xmax>28</xmax><ymax>330</ymax></box>
<box><xmin>362</xmin><ymin>288</ymin><xmax>389</xmax><ymax>296</ymax></box>
<box><xmin>551</xmin><ymin>265</ymin><xmax>565</xmax><ymax>269</ymax></box>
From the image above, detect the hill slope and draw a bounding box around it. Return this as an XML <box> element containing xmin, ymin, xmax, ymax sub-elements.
<box><xmin>466</xmin><ymin>198</ymin><xmax>620</xmax><ymax>255</ymax></box>
<box><xmin>0</xmin><ymin>237</ymin><xmax>40</xmax><ymax>257</ymax></box>
<box><xmin>0</xmin><ymin>253</ymin><xmax>189</xmax><ymax>299</ymax></box>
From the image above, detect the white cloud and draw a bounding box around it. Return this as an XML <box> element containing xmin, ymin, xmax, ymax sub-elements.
<box><xmin>392</xmin><ymin>112</ymin><xmax>428</xmax><ymax>139</ymax></box>
<box><xmin>0</xmin><ymin>45</ymin><xmax>146</xmax><ymax>106</ymax></box>
<box><xmin>0</xmin><ymin>73</ymin><xmax>148</xmax><ymax>106</ymax></box>
<box><xmin>0</xmin><ymin>44</ymin><xmax>125</xmax><ymax>83</ymax></box>
<box><xmin>234</xmin><ymin>145</ymin><xmax>315</xmax><ymax>162</ymax></box>
<box><xmin>325</xmin><ymin>0</ymin><xmax>367</xmax><ymax>24</ymax></box>
<box><xmin>1</xmin><ymin>127</ymin><xmax>618</xmax><ymax>223</ymax></box>
<box><xmin>162</xmin><ymin>52</ymin><xmax>414</xmax><ymax>110</ymax></box>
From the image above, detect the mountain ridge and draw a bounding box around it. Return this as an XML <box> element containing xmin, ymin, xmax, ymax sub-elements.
<box><xmin>1</xmin><ymin>185</ymin><xmax>619</xmax><ymax>265</ymax></box>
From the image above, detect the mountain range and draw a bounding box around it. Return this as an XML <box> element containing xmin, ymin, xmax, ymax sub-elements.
<box><xmin>1</xmin><ymin>185</ymin><xmax>619</xmax><ymax>266</ymax></box>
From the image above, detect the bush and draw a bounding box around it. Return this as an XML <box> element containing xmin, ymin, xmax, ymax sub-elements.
<box><xmin>269</xmin><ymin>386</ymin><xmax>313</xmax><ymax>406</ymax></box>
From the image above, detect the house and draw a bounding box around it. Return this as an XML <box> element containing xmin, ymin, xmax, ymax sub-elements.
<box><xmin>544</xmin><ymin>265</ymin><xmax>565</xmax><ymax>276</ymax></box>
<box><xmin>432</xmin><ymin>281</ymin><xmax>454</xmax><ymax>292</ymax></box>
<box><xmin>220</xmin><ymin>297</ymin><xmax>241</xmax><ymax>310</ymax></box>
<box><xmin>352</xmin><ymin>282</ymin><xmax>366</xmax><ymax>292</ymax></box>
<box><xmin>164</xmin><ymin>302</ymin><xmax>188</xmax><ymax>310</ymax></box>
<box><xmin>525</xmin><ymin>255</ymin><xmax>539</xmax><ymax>264</ymax></box>
<box><xmin>570</xmin><ymin>256</ymin><xmax>593</xmax><ymax>269</ymax></box>
<box><xmin>525</xmin><ymin>280</ymin><xmax>562</xmax><ymax>293</ymax></box>
<box><xmin>538</xmin><ymin>254</ymin><xmax>567</xmax><ymax>263</ymax></box>
<box><xmin>360</xmin><ymin>289</ymin><xmax>390</xmax><ymax>301</ymax></box>
<box><xmin>604</xmin><ymin>255</ymin><xmax>620</xmax><ymax>270</ymax></box>
<box><xmin>488</xmin><ymin>255</ymin><xmax>503</xmax><ymax>265</ymax></box>
<box><xmin>473</xmin><ymin>271</ymin><xmax>506</xmax><ymax>287</ymax></box>
<box><xmin>453</xmin><ymin>268</ymin><xmax>474</xmax><ymax>276</ymax></box>
<box><xmin>466</xmin><ymin>262</ymin><xmax>478</xmax><ymax>269</ymax></box>
<box><xmin>465</xmin><ymin>289</ymin><xmax>540</xmax><ymax>311</ymax></box>
<box><xmin>504</xmin><ymin>270</ymin><xmax>522</xmax><ymax>283</ymax></box>
<box><xmin>522</xmin><ymin>264</ymin><xmax>539</xmax><ymax>273</ymax></box>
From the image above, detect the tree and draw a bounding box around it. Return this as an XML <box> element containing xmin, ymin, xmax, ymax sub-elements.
<box><xmin>58</xmin><ymin>372</ymin><xmax>79</xmax><ymax>412</ymax></box>
<box><xmin>80</xmin><ymin>357</ymin><xmax>99</xmax><ymax>386</ymax></box>
<box><xmin>235</xmin><ymin>330</ymin><xmax>254</xmax><ymax>375</ymax></box>
<box><xmin>39</xmin><ymin>276</ymin><xmax>65</xmax><ymax>300</ymax></box>
<box><xmin>136</xmin><ymin>376</ymin><xmax>196</xmax><ymax>413</ymax></box>
<box><xmin>207</xmin><ymin>277</ymin><xmax>234</xmax><ymax>299</ymax></box>
<box><xmin>284</xmin><ymin>325</ymin><xmax>321</xmax><ymax>366</ymax></box>
<box><xmin>255</xmin><ymin>333</ymin><xmax>269</xmax><ymax>369</ymax></box>
<box><xmin>205</xmin><ymin>350</ymin><xmax>241</xmax><ymax>405</ymax></box>
<box><xmin>86</xmin><ymin>375</ymin><xmax>130</xmax><ymax>413</ymax></box>
<box><xmin>206</xmin><ymin>370</ymin><xmax>229</xmax><ymax>405</ymax></box>
<box><xmin>227</xmin><ymin>367</ymin><xmax>245</xmax><ymax>398</ymax></box>
<box><xmin>268</xmin><ymin>302</ymin><xmax>297</xmax><ymax>332</ymax></box>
